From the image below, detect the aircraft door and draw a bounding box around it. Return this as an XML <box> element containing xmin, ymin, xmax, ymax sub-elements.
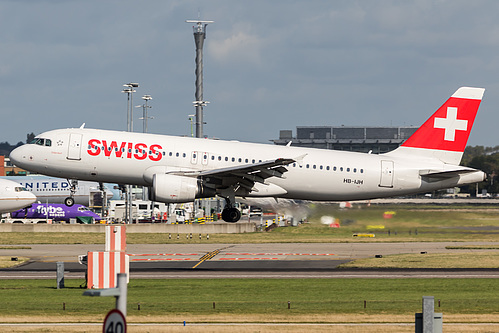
<box><xmin>379</xmin><ymin>160</ymin><xmax>394</xmax><ymax>188</ymax></box>
<box><xmin>67</xmin><ymin>134</ymin><xmax>83</xmax><ymax>161</ymax></box>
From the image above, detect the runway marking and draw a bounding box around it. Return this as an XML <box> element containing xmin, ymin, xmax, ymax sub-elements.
<box><xmin>192</xmin><ymin>249</ymin><xmax>221</xmax><ymax>269</ymax></box>
<box><xmin>129</xmin><ymin>253</ymin><xmax>199</xmax><ymax>256</ymax></box>
<box><xmin>131</xmin><ymin>258</ymin><xmax>194</xmax><ymax>261</ymax></box>
<box><xmin>192</xmin><ymin>245</ymin><xmax>235</xmax><ymax>268</ymax></box>
<box><xmin>220</xmin><ymin>258</ymin><xmax>279</xmax><ymax>260</ymax></box>
<box><xmin>224</xmin><ymin>253</ymin><xmax>335</xmax><ymax>256</ymax></box>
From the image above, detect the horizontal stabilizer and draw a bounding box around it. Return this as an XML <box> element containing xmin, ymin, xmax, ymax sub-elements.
<box><xmin>419</xmin><ymin>168</ymin><xmax>480</xmax><ymax>179</ymax></box>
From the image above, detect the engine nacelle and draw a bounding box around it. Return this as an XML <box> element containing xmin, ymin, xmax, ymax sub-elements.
<box><xmin>151</xmin><ymin>174</ymin><xmax>199</xmax><ymax>203</ymax></box>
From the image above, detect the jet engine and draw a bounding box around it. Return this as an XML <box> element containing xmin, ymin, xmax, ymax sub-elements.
<box><xmin>151</xmin><ymin>174</ymin><xmax>199</xmax><ymax>203</ymax></box>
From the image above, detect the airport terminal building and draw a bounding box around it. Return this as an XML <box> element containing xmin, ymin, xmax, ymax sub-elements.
<box><xmin>273</xmin><ymin>126</ymin><xmax>418</xmax><ymax>154</ymax></box>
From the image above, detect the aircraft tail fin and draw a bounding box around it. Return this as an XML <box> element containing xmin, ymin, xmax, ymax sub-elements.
<box><xmin>386</xmin><ymin>87</ymin><xmax>485</xmax><ymax>165</ymax></box>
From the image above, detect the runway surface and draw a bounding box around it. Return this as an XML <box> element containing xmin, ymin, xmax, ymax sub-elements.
<box><xmin>1</xmin><ymin>241</ymin><xmax>499</xmax><ymax>279</ymax></box>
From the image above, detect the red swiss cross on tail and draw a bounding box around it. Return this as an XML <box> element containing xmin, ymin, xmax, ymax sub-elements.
<box><xmin>389</xmin><ymin>87</ymin><xmax>485</xmax><ymax>165</ymax></box>
<box><xmin>401</xmin><ymin>87</ymin><xmax>484</xmax><ymax>152</ymax></box>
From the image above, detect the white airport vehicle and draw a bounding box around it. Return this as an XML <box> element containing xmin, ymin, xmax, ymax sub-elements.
<box><xmin>107</xmin><ymin>200</ymin><xmax>167</xmax><ymax>222</ymax></box>
<box><xmin>9</xmin><ymin>87</ymin><xmax>486</xmax><ymax>222</ymax></box>
<box><xmin>0</xmin><ymin>178</ymin><xmax>36</xmax><ymax>214</ymax></box>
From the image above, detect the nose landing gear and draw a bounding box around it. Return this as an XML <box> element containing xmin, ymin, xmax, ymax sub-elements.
<box><xmin>64</xmin><ymin>179</ymin><xmax>78</xmax><ymax>207</ymax></box>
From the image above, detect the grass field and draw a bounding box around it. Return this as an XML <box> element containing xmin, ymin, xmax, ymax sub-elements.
<box><xmin>1</xmin><ymin>204</ymin><xmax>499</xmax><ymax>244</ymax></box>
<box><xmin>339</xmin><ymin>252</ymin><xmax>499</xmax><ymax>268</ymax></box>
<box><xmin>0</xmin><ymin>278</ymin><xmax>498</xmax><ymax>321</ymax></box>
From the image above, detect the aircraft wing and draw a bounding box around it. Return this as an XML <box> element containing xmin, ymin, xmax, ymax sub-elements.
<box><xmin>170</xmin><ymin>158</ymin><xmax>295</xmax><ymax>194</ymax></box>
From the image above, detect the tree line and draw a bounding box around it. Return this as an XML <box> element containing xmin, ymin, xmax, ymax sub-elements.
<box><xmin>462</xmin><ymin>146</ymin><xmax>499</xmax><ymax>195</ymax></box>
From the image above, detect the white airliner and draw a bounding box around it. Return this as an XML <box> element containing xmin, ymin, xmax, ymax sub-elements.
<box><xmin>0</xmin><ymin>175</ymin><xmax>119</xmax><ymax>206</ymax></box>
<box><xmin>10</xmin><ymin>87</ymin><xmax>486</xmax><ymax>222</ymax></box>
<box><xmin>0</xmin><ymin>178</ymin><xmax>36</xmax><ymax>214</ymax></box>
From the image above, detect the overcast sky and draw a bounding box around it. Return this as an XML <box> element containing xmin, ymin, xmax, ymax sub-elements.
<box><xmin>1</xmin><ymin>0</ymin><xmax>498</xmax><ymax>147</ymax></box>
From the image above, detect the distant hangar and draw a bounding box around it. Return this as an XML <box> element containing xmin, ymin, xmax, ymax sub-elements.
<box><xmin>273</xmin><ymin>126</ymin><xmax>418</xmax><ymax>154</ymax></box>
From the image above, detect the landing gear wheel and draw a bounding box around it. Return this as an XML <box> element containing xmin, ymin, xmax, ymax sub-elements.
<box><xmin>222</xmin><ymin>207</ymin><xmax>241</xmax><ymax>223</ymax></box>
<box><xmin>65</xmin><ymin>179</ymin><xmax>78</xmax><ymax>207</ymax></box>
<box><xmin>64</xmin><ymin>196</ymin><xmax>75</xmax><ymax>207</ymax></box>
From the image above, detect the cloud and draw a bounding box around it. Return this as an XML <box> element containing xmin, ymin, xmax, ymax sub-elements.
<box><xmin>209</xmin><ymin>23</ymin><xmax>266</xmax><ymax>66</ymax></box>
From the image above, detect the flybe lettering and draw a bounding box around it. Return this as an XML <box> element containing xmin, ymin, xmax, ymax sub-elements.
<box><xmin>87</xmin><ymin>139</ymin><xmax>163</xmax><ymax>161</ymax></box>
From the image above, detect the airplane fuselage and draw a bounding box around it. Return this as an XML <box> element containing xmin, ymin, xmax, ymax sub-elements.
<box><xmin>10</xmin><ymin>128</ymin><xmax>484</xmax><ymax>202</ymax></box>
<box><xmin>0</xmin><ymin>179</ymin><xmax>37</xmax><ymax>214</ymax></box>
<box><xmin>1</xmin><ymin>175</ymin><xmax>118</xmax><ymax>205</ymax></box>
<box><xmin>10</xmin><ymin>203</ymin><xmax>101</xmax><ymax>222</ymax></box>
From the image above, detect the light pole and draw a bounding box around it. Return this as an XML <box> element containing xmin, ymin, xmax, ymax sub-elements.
<box><xmin>136</xmin><ymin>95</ymin><xmax>153</xmax><ymax>134</ymax></box>
<box><xmin>136</xmin><ymin>95</ymin><xmax>153</xmax><ymax>205</ymax></box>
<box><xmin>122</xmin><ymin>83</ymin><xmax>139</xmax><ymax>132</ymax></box>
<box><xmin>188</xmin><ymin>114</ymin><xmax>195</xmax><ymax>137</ymax></box>
<box><xmin>121</xmin><ymin>83</ymin><xmax>139</xmax><ymax>224</ymax></box>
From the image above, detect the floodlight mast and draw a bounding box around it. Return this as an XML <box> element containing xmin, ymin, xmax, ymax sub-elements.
<box><xmin>136</xmin><ymin>94</ymin><xmax>153</xmax><ymax>134</ymax></box>
<box><xmin>186</xmin><ymin>19</ymin><xmax>214</xmax><ymax>138</ymax></box>
<box><xmin>121</xmin><ymin>82</ymin><xmax>139</xmax><ymax>225</ymax></box>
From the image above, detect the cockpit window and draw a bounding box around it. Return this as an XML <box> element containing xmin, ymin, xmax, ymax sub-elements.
<box><xmin>15</xmin><ymin>186</ymin><xmax>27</xmax><ymax>192</ymax></box>
<box><xmin>33</xmin><ymin>138</ymin><xmax>44</xmax><ymax>146</ymax></box>
<box><xmin>78</xmin><ymin>207</ymin><xmax>90</xmax><ymax>211</ymax></box>
<box><xmin>30</xmin><ymin>138</ymin><xmax>51</xmax><ymax>146</ymax></box>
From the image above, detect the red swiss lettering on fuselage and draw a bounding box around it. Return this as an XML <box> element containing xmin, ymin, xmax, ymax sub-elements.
<box><xmin>87</xmin><ymin>139</ymin><xmax>163</xmax><ymax>161</ymax></box>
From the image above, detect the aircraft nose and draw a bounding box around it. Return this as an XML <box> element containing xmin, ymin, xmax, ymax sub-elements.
<box><xmin>24</xmin><ymin>191</ymin><xmax>37</xmax><ymax>203</ymax></box>
<box><xmin>9</xmin><ymin>146</ymin><xmax>28</xmax><ymax>167</ymax></box>
<box><xmin>17</xmin><ymin>191</ymin><xmax>36</xmax><ymax>207</ymax></box>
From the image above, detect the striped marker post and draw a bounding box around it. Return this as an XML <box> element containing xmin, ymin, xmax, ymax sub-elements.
<box><xmin>87</xmin><ymin>251</ymin><xmax>129</xmax><ymax>289</ymax></box>
<box><xmin>105</xmin><ymin>225</ymin><xmax>126</xmax><ymax>252</ymax></box>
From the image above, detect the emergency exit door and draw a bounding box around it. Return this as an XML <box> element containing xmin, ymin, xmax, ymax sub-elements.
<box><xmin>379</xmin><ymin>160</ymin><xmax>394</xmax><ymax>188</ymax></box>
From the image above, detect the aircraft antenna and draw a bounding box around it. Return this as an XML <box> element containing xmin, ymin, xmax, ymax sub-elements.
<box><xmin>185</xmin><ymin>18</ymin><xmax>214</xmax><ymax>138</ymax></box>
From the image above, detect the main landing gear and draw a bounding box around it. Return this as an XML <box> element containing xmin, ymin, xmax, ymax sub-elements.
<box><xmin>221</xmin><ymin>197</ymin><xmax>241</xmax><ymax>223</ymax></box>
<box><xmin>64</xmin><ymin>179</ymin><xmax>78</xmax><ymax>207</ymax></box>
